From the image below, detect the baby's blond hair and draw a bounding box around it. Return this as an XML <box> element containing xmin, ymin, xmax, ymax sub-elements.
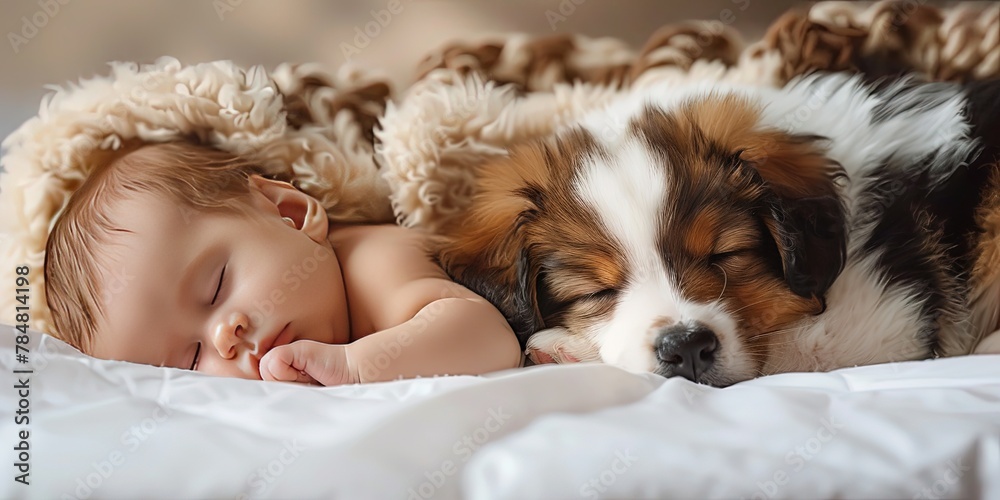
<box><xmin>44</xmin><ymin>142</ymin><xmax>264</xmax><ymax>354</ymax></box>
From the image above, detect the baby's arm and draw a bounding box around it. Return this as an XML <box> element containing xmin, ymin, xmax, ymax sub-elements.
<box><xmin>348</xmin><ymin>292</ymin><xmax>522</xmax><ymax>382</ymax></box>
<box><xmin>261</xmin><ymin>279</ymin><xmax>523</xmax><ymax>385</ymax></box>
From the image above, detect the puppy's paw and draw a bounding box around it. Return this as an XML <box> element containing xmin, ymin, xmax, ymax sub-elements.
<box><xmin>525</xmin><ymin>327</ymin><xmax>600</xmax><ymax>365</ymax></box>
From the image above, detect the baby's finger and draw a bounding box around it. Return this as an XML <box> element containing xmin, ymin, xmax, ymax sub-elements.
<box><xmin>260</xmin><ymin>346</ymin><xmax>319</xmax><ymax>384</ymax></box>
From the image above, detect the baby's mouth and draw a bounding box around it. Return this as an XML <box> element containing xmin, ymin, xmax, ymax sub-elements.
<box><xmin>250</xmin><ymin>323</ymin><xmax>292</xmax><ymax>358</ymax></box>
<box><xmin>240</xmin><ymin>323</ymin><xmax>293</xmax><ymax>380</ymax></box>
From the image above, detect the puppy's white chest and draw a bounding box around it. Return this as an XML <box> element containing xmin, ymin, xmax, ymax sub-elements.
<box><xmin>764</xmin><ymin>257</ymin><xmax>932</xmax><ymax>374</ymax></box>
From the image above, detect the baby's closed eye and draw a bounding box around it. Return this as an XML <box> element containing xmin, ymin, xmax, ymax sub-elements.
<box><xmin>210</xmin><ymin>265</ymin><xmax>227</xmax><ymax>305</ymax></box>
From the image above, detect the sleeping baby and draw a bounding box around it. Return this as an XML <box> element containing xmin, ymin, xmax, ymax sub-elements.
<box><xmin>43</xmin><ymin>141</ymin><xmax>523</xmax><ymax>385</ymax></box>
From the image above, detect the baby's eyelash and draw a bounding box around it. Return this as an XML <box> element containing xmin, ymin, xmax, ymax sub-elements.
<box><xmin>211</xmin><ymin>265</ymin><xmax>226</xmax><ymax>305</ymax></box>
<box><xmin>189</xmin><ymin>342</ymin><xmax>201</xmax><ymax>371</ymax></box>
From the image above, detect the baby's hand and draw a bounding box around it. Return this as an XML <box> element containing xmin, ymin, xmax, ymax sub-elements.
<box><xmin>259</xmin><ymin>340</ymin><xmax>359</xmax><ymax>386</ymax></box>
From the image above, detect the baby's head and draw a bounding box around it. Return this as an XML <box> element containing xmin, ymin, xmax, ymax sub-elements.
<box><xmin>44</xmin><ymin>142</ymin><xmax>351</xmax><ymax>379</ymax></box>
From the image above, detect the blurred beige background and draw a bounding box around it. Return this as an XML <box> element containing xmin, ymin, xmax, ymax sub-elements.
<box><xmin>0</xmin><ymin>0</ymin><xmax>813</xmax><ymax>142</ymax></box>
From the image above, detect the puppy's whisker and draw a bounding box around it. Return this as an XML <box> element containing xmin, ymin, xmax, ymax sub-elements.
<box><xmin>749</xmin><ymin>328</ymin><xmax>796</xmax><ymax>340</ymax></box>
<box><xmin>713</xmin><ymin>263</ymin><xmax>728</xmax><ymax>301</ymax></box>
<box><xmin>730</xmin><ymin>299</ymin><xmax>776</xmax><ymax>315</ymax></box>
<box><xmin>748</xmin><ymin>326</ymin><xmax>799</xmax><ymax>339</ymax></box>
<box><xmin>757</xmin><ymin>339</ymin><xmax>802</xmax><ymax>349</ymax></box>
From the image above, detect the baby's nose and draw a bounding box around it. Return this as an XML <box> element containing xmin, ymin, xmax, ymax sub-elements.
<box><xmin>212</xmin><ymin>312</ymin><xmax>254</xmax><ymax>359</ymax></box>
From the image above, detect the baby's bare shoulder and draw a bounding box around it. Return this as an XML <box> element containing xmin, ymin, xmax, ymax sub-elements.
<box><xmin>329</xmin><ymin>224</ymin><xmax>472</xmax><ymax>331</ymax></box>
<box><xmin>329</xmin><ymin>223</ymin><xmax>428</xmax><ymax>253</ymax></box>
<box><xmin>329</xmin><ymin>223</ymin><xmax>445</xmax><ymax>281</ymax></box>
<box><xmin>331</xmin><ymin>223</ymin><xmax>424</xmax><ymax>245</ymax></box>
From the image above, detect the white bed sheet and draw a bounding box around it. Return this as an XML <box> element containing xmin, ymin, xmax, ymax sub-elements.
<box><xmin>2</xmin><ymin>324</ymin><xmax>999</xmax><ymax>499</ymax></box>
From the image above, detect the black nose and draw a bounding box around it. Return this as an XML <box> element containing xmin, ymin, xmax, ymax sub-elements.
<box><xmin>655</xmin><ymin>324</ymin><xmax>718</xmax><ymax>382</ymax></box>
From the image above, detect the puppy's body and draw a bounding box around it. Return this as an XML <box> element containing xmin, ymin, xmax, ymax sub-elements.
<box><xmin>435</xmin><ymin>74</ymin><xmax>1000</xmax><ymax>386</ymax></box>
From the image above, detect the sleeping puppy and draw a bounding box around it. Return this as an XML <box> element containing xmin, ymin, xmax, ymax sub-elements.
<box><xmin>432</xmin><ymin>73</ymin><xmax>1000</xmax><ymax>386</ymax></box>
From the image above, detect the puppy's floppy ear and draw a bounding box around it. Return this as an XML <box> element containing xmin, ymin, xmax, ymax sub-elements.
<box><xmin>681</xmin><ymin>95</ymin><xmax>846</xmax><ymax>302</ymax></box>
<box><xmin>430</xmin><ymin>148</ymin><xmax>552</xmax><ymax>345</ymax></box>
<box><xmin>440</xmin><ymin>242</ymin><xmax>545</xmax><ymax>344</ymax></box>
<box><xmin>742</xmin><ymin>131</ymin><xmax>847</xmax><ymax>301</ymax></box>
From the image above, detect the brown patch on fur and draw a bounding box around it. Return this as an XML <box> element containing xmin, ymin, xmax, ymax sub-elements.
<box><xmin>544</xmin><ymin>249</ymin><xmax>625</xmax><ymax>302</ymax></box>
<box><xmin>627</xmin><ymin>94</ymin><xmax>840</xmax><ymax>200</ymax></box>
<box><xmin>732</xmin><ymin>279</ymin><xmax>825</xmax><ymax>362</ymax></box>
<box><xmin>967</xmin><ymin>162</ymin><xmax>1000</xmax><ymax>348</ymax></box>
<box><xmin>557</xmin><ymin>294</ymin><xmax>619</xmax><ymax>339</ymax></box>
<box><xmin>433</xmin><ymin>128</ymin><xmax>623</xmax><ymax>338</ymax></box>
<box><xmin>685</xmin><ymin>210</ymin><xmax>719</xmax><ymax>257</ymax></box>
<box><xmin>970</xmin><ymin>163</ymin><xmax>1000</xmax><ymax>291</ymax></box>
<box><xmin>684</xmin><ymin>96</ymin><xmax>845</xmax><ymax>299</ymax></box>
<box><xmin>684</xmin><ymin>95</ymin><xmax>840</xmax><ymax>199</ymax></box>
<box><xmin>717</xmin><ymin>221</ymin><xmax>765</xmax><ymax>255</ymax></box>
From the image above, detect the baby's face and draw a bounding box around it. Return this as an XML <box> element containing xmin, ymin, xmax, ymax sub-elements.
<box><xmin>90</xmin><ymin>180</ymin><xmax>351</xmax><ymax>379</ymax></box>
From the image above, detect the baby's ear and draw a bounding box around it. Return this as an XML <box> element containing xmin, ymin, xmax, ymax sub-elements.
<box><xmin>248</xmin><ymin>175</ymin><xmax>329</xmax><ymax>243</ymax></box>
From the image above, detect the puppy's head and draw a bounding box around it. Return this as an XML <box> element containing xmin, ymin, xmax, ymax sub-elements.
<box><xmin>435</xmin><ymin>94</ymin><xmax>846</xmax><ymax>386</ymax></box>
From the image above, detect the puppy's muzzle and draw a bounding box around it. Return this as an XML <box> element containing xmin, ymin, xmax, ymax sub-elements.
<box><xmin>655</xmin><ymin>322</ymin><xmax>718</xmax><ymax>382</ymax></box>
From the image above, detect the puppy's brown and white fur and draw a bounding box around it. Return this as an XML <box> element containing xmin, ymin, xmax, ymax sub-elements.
<box><xmin>433</xmin><ymin>73</ymin><xmax>1000</xmax><ymax>386</ymax></box>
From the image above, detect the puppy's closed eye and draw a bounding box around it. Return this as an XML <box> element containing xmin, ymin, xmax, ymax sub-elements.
<box><xmin>707</xmin><ymin>250</ymin><xmax>745</xmax><ymax>265</ymax></box>
<box><xmin>581</xmin><ymin>288</ymin><xmax>619</xmax><ymax>301</ymax></box>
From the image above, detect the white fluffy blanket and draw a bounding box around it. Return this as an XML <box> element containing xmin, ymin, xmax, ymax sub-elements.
<box><xmin>3</xmin><ymin>326</ymin><xmax>999</xmax><ymax>499</ymax></box>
